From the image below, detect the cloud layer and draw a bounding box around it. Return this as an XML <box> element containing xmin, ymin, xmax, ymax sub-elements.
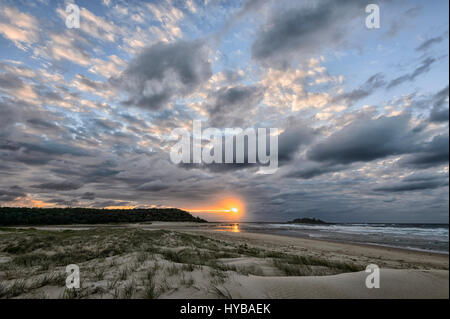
<box><xmin>0</xmin><ymin>0</ymin><xmax>448</xmax><ymax>222</ymax></box>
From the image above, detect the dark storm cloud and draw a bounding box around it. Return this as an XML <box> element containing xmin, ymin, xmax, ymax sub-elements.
<box><xmin>307</xmin><ymin>115</ymin><xmax>417</xmax><ymax>165</ymax></box>
<box><xmin>27</xmin><ymin>118</ymin><xmax>60</xmax><ymax>130</ymax></box>
<box><xmin>430</xmin><ymin>107</ymin><xmax>449</xmax><ymax>123</ymax></box>
<box><xmin>400</xmin><ymin>133</ymin><xmax>449</xmax><ymax>168</ymax></box>
<box><xmin>137</xmin><ymin>180</ymin><xmax>171</xmax><ymax>192</ymax></box>
<box><xmin>429</xmin><ymin>85</ymin><xmax>449</xmax><ymax>122</ymax></box>
<box><xmin>278</xmin><ymin>125</ymin><xmax>315</xmax><ymax>162</ymax></box>
<box><xmin>114</xmin><ymin>40</ymin><xmax>212</xmax><ymax>110</ymax></box>
<box><xmin>251</xmin><ymin>0</ymin><xmax>367</xmax><ymax>66</ymax></box>
<box><xmin>32</xmin><ymin>181</ymin><xmax>84</xmax><ymax>191</ymax></box>
<box><xmin>0</xmin><ymin>137</ymin><xmax>92</xmax><ymax>166</ymax></box>
<box><xmin>403</xmin><ymin>172</ymin><xmax>449</xmax><ymax>183</ymax></box>
<box><xmin>0</xmin><ymin>96</ymin><xmax>71</xmax><ymax>143</ymax></box>
<box><xmin>80</xmin><ymin>192</ymin><xmax>96</xmax><ymax>200</ymax></box>
<box><xmin>0</xmin><ymin>99</ymin><xmax>21</xmax><ymax>137</ymax></box>
<box><xmin>207</xmin><ymin>85</ymin><xmax>263</xmax><ymax>127</ymax></box>
<box><xmin>210</xmin><ymin>86</ymin><xmax>262</xmax><ymax>113</ymax></box>
<box><xmin>374</xmin><ymin>173</ymin><xmax>449</xmax><ymax>192</ymax></box>
<box><xmin>432</xmin><ymin>85</ymin><xmax>449</xmax><ymax>108</ymax></box>
<box><xmin>375</xmin><ymin>183</ymin><xmax>444</xmax><ymax>192</ymax></box>
<box><xmin>0</xmin><ymin>188</ymin><xmax>26</xmax><ymax>202</ymax></box>
<box><xmin>20</xmin><ymin>140</ymin><xmax>91</xmax><ymax>157</ymax></box>
<box><xmin>50</xmin><ymin>160</ymin><xmax>122</xmax><ymax>183</ymax></box>
<box><xmin>387</xmin><ymin>57</ymin><xmax>436</xmax><ymax>89</ymax></box>
<box><xmin>287</xmin><ymin>163</ymin><xmax>346</xmax><ymax>179</ymax></box>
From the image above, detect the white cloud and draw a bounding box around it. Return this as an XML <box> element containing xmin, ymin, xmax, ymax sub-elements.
<box><xmin>0</xmin><ymin>6</ymin><xmax>39</xmax><ymax>50</ymax></box>
<box><xmin>89</xmin><ymin>55</ymin><xmax>126</xmax><ymax>78</ymax></box>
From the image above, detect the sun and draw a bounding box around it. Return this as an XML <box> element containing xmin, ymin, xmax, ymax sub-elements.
<box><xmin>185</xmin><ymin>196</ymin><xmax>245</xmax><ymax>221</ymax></box>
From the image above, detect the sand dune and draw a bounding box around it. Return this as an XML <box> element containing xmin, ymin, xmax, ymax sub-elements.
<box><xmin>2</xmin><ymin>224</ymin><xmax>448</xmax><ymax>299</ymax></box>
<box><xmin>221</xmin><ymin>269</ymin><xmax>449</xmax><ymax>299</ymax></box>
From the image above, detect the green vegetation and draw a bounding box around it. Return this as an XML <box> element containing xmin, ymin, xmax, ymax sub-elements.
<box><xmin>0</xmin><ymin>207</ymin><xmax>206</xmax><ymax>226</ymax></box>
<box><xmin>121</xmin><ymin>280</ymin><xmax>136</xmax><ymax>299</ymax></box>
<box><xmin>143</xmin><ymin>269</ymin><xmax>159</xmax><ymax>299</ymax></box>
<box><xmin>0</xmin><ymin>227</ymin><xmax>364</xmax><ymax>299</ymax></box>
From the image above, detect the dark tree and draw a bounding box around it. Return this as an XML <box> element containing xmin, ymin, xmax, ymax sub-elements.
<box><xmin>0</xmin><ymin>207</ymin><xmax>207</xmax><ymax>226</ymax></box>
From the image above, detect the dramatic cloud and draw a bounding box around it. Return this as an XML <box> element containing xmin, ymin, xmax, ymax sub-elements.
<box><xmin>115</xmin><ymin>39</ymin><xmax>212</xmax><ymax>110</ymax></box>
<box><xmin>307</xmin><ymin>115</ymin><xmax>418</xmax><ymax>165</ymax></box>
<box><xmin>429</xmin><ymin>85</ymin><xmax>449</xmax><ymax>122</ymax></box>
<box><xmin>400</xmin><ymin>133</ymin><xmax>449</xmax><ymax>168</ymax></box>
<box><xmin>0</xmin><ymin>99</ymin><xmax>22</xmax><ymax>137</ymax></box>
<box><xmin>206</xmin><ymin>85</ymin><xmax>263</xmax><ymax>127</ymax></box>
<box><xmin>374</xmin><ymin>173</ymin><xmax>449</xmax><ymax>192</ymax></box>
<box><xmin>0</xmin><ymin>188</ymin><xmax>26</xmax><ymax>202</ymax></box>
<box><xmin>32</xmin><ymin>181</ymin><xmax>84</xmax><ymax>191</ymax></box>
<box><xmin>287</xmin><ymin>162</ymin><xmax>346</xmax><ymax>179</ymax></box>
<box><xmin>0</xmin><ymin>1</ymin><xmax>448</xmax><ymax>222</ymax></box>
<box><xmin>251</xmin><ymin>0</ymin><xmax>366</xmax><ymax>66</ymax></box>
<box><xmin>278</xmin><ymin>124</ymin><xmax>315</xmax><ymax>162</ymax></box>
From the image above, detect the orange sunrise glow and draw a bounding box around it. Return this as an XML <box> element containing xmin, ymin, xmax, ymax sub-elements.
<box><xmin>185</xmin><ymin>197</ymin><xmax>245</xmax><ymax>221</ymax></box>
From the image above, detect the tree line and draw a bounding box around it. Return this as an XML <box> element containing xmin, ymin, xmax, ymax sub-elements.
<box><xmin>0</xmin><ymin>207</ymin><xmax>207</xmax><ymax>226</ymax></box>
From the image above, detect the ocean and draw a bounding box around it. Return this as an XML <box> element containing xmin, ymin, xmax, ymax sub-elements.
<box><xmin>216</xmin><ymin>222</ymin><xmax>449</xmax><ymax>254</ymax></box>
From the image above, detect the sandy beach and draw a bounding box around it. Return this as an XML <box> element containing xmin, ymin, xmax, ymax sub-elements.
<box><xmin>1</xmin><ymin>222</ymin><xmax>447</xmax><ymax>299</ymax></box>
<box><xmin>143</xmin><ymin>222</ymin><xmax>450</xmax><ymax>299</ymax></box>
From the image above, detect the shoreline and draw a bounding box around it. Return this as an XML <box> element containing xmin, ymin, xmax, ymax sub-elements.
<box><xmin>213</xmin><ymin>221</ymin><xmax>449</xmax><ymax>255</ymax></box>
<box><xmin>133</xmin><ymin>221</ymin><xmax>450</xmax><ymax>265</ymax></box>
<box><xmin>0</xmin><ymin>223</ymin><xmax>448</xmax><ymax>299</ymax></box>
<box><xmin>119</xmin><ymin>221</ymin><xmax>448</xmax><ymax>270</ymax></box>
<box><xmin>4</xmin><ymin>221</ymin><xmax>449</xmax><ymax>259</ymax></box>
<box><xmin>182</xmin><ymin>230</ymin><xmax>449</xmax><ymax>271</ymax></box>
<box><xmin>235</xmin><ymin>228</ymin><xmax>450</xmax><ymax>256</ymax></box>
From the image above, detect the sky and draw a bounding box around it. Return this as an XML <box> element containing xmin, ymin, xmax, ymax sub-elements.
<box><xmin>0</xmin><ymin>0</ymin><xmax>448</xmax><ymax>223</ymax></box>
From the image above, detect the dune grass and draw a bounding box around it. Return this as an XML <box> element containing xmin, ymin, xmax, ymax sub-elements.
<box><xmin>0</xmin><ymin>227</ymin><xmax>366</xmax><ymax>299</ymax></box>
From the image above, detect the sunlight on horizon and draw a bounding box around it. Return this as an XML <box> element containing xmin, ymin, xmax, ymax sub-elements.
<box><xmin>183</xmin><ymin>197</ymin><xmax>245</xmax><ymax>221</ymax></box>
